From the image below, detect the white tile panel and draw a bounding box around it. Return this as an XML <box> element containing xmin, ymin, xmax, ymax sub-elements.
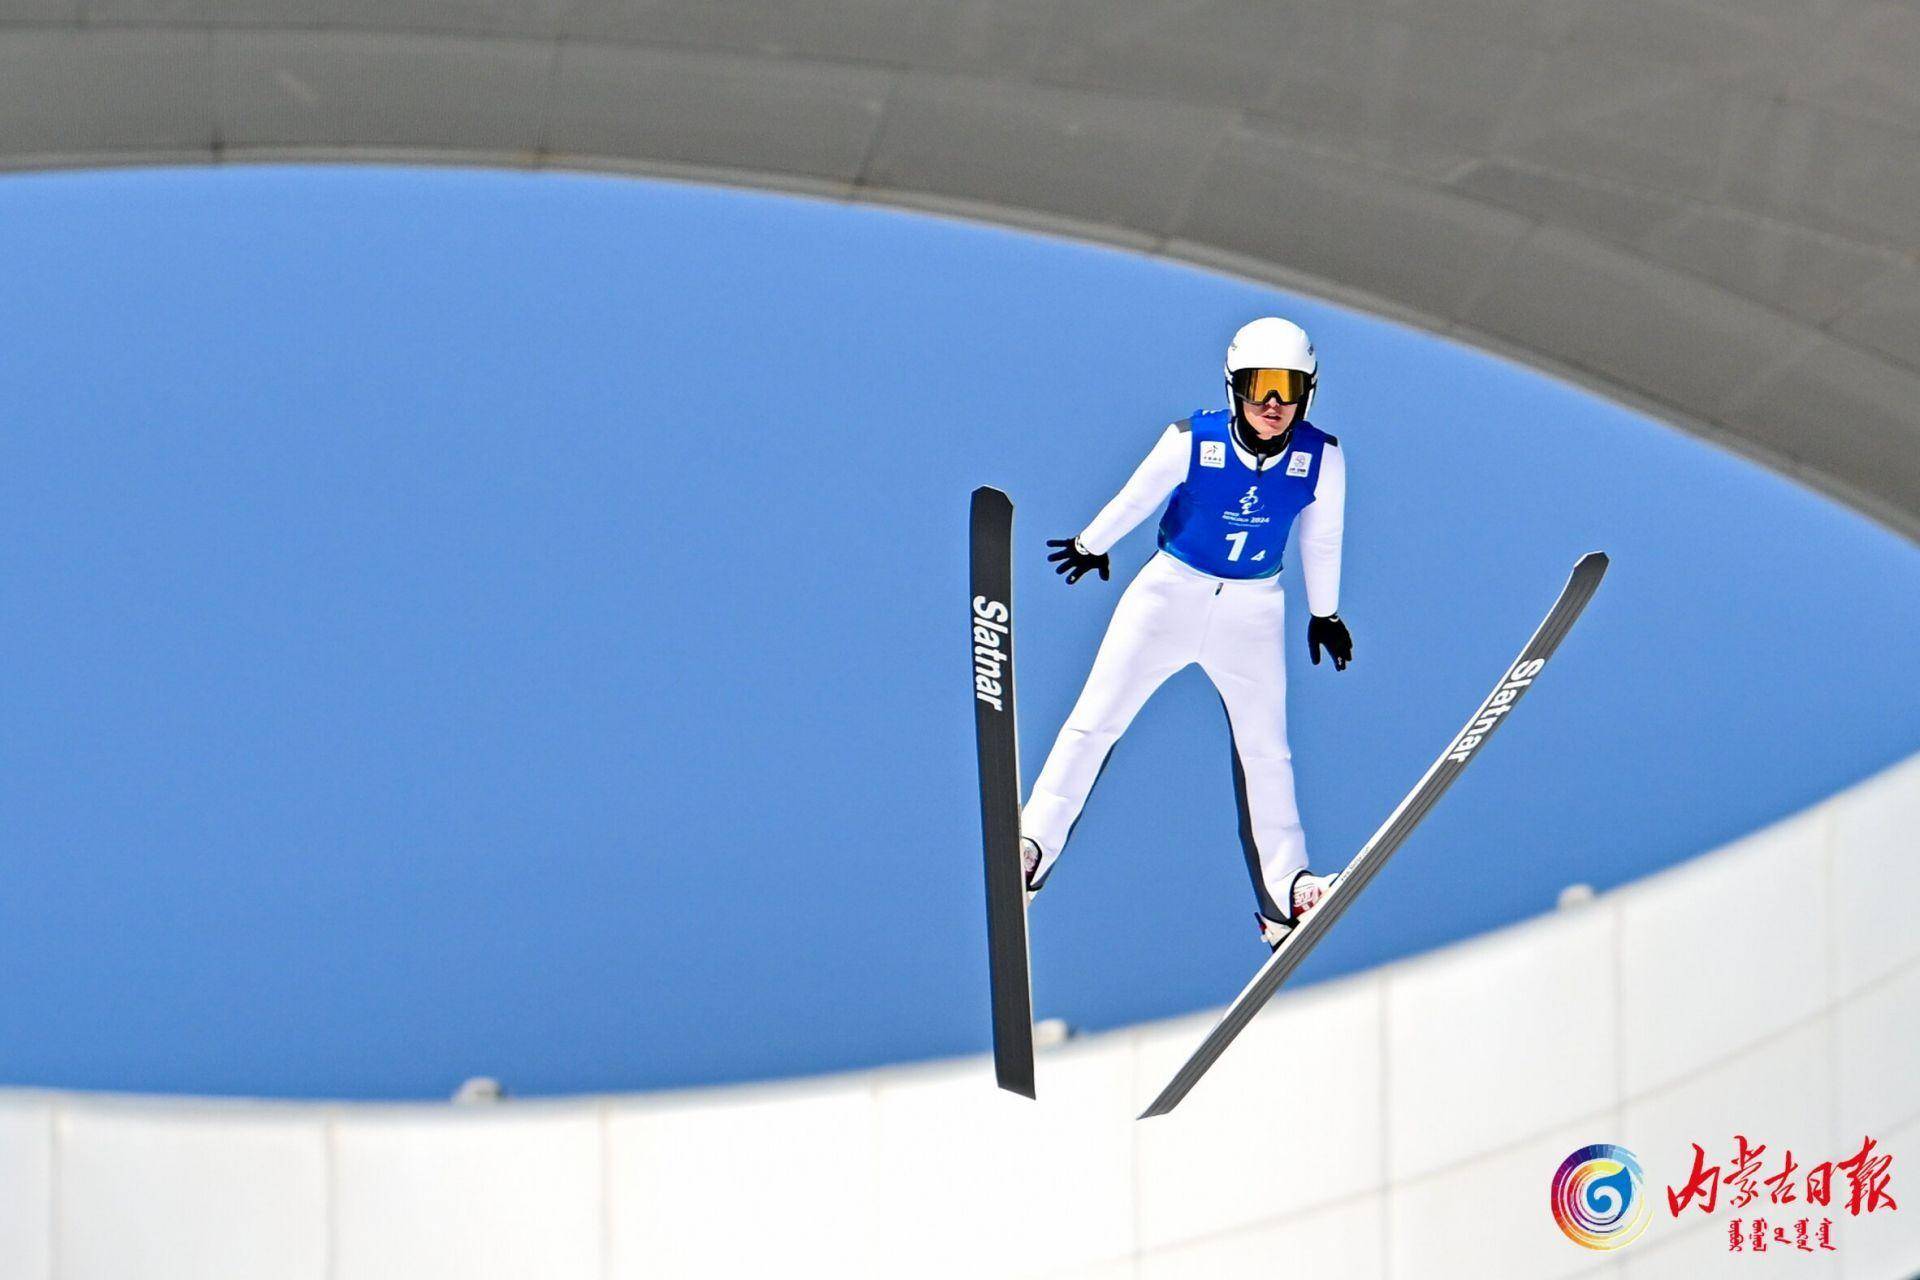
<box><xmin>0</xmin><ymin>1095</ymin><xmax>52</xmax><ymax>1280</ymax></box>
<box><xmin>1836</xmin><ymin>1113</ymin><xmax>1920</xmax><ymax>1280</ymax></box>
<box><xmin>1619</xmin><ymin>1019</ymin><xmax>1833</xmax><ymax>1236</ymax></box>
<box><xmin>1388</xmin><ymin>1120</ymin><xmax>1616</xmax><ymax>1280</ymax></box>
<box><xmin>55</xmin><ymin>1098</ymin><xmax>328</xmax><ymax>1280</ymax></box>
<box><xmin>1835</xmin><ymin>962</ymin><xmax>1920</xmax><ymax>1143</ymax></box>
<box><xmin>1624</xmin><ymin>1213</ymin><xmax>1841</xmax><ymax>1280</ymax></box>
<box><xmin>1616</xmin><ymin>807</ymin><xmax>1831</xmax><ymax>1097</ymax></box>
<box><xmin>1136</xmin><ymin>1193</ymin><xmax>1386</xmax><ymax>1280</ymax></box>
<box><xmin>1386</xmin><ymin>902</ymin><xmax>1619</xmax><ymax>1181</ymax></box>
<box><xmin>0</xmin><ymin>754</ymin><xmax>1907</xmax><ymax>1279</ymax></box>
<box><xmin>604</xmin><ymin>1077</ymin><xmax>878</xmax><ymax>1279</ymax></box>
<box><xmin>1032</xmin><ymin>1260</ymin><xmax>1139</xmax><ymax>1280</ymax></box>
<box><xmin>331</xmin><ymin>1104</ymin><xmax>601</xmax><ymax>1280</ymax></box>
<box><xmin>1133</xmin><ymin>975</ymin><xmax>1386</xmax><ymax>1250</ymax></box>
<box><xmin>873</xmin><ymin>1045</ymin><xmax>1135</xmax><ymax>1278</ymax></box>
<box><xmin>1829</xmin><ymin>754</ymin><xmax>1920</xmax><ymax>995</ymax></box>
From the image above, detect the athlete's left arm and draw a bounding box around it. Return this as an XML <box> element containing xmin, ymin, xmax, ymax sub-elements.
<box><xmin>1297</xmin><ymin>442</ymin><xmax>1345</xmax><ymax>617</ymax></box>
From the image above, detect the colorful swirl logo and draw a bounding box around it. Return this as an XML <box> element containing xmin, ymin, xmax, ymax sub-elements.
<box><xmin>1550</xmin><ymin>1144</ymin><xmax>1652</xmax><ymax>1250</ymax></box>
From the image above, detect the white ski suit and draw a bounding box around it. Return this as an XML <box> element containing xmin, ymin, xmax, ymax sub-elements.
<box><xmin>1020</xmin><ymin>418</ymin><xmax>1346</xmax><ymax>922</ymax></box>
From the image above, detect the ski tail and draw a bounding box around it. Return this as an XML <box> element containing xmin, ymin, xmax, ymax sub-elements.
<box><xmin>971</xmin><ymin>486</ymin><xmax>1036</xmax><ymax>1098</ymax></box>
<box><xmin>1139</xmin><ymin>552</ymin><xmax>1609</xmax><ymax>1119</ymax></box>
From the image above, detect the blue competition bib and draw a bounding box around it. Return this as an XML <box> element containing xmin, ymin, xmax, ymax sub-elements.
<box><xmin>1156</xmin><ymin>410</ymin><xmax>1332</xmax><ymax>579</ymax></box>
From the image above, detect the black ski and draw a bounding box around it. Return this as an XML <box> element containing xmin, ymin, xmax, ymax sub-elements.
<box><xmin>970</xmin><ymin>486</ymin><xmax>1035</xmax><ymax>1098</ymax></box>
<box><xmin>1139</xmin><ymin>552</ymin><xmax>1609</xmax><ymax>1119</ymax></box>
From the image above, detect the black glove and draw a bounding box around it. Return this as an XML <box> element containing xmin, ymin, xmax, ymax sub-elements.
<box><xmin>1052</xmin><ymin>537</ymin><xmax>1113</xmax><ymax>587</ymax></box>
<box><xmin>1046</xmin><ymin>538</ymin><xmax>1110</xmax><ymax>585</ymax></box>
<box><xmin>1308</xmin><ymin>613</ymin><xmax>1352</xmax><ymax>670</ymax></box>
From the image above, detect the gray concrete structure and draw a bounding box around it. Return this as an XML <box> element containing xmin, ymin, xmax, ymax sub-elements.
<box><xmin>2</xmin><ymin>1</ymin><xmax>1916</xmax><ymax>537</ymax></box>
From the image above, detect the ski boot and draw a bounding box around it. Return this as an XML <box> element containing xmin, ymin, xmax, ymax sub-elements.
<box><xmin>1255</xmin><ymin>868</ymin><xmax>1341</xmax><ymax>951</ymax></box>
<box><xmin>1020</xmin><ymin>837</ymin><xmax>1052</xmax><ymax>905</ymax></box>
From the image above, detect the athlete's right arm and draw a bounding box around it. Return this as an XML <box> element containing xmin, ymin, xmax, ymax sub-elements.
<box><xmin>1073</xmin><ymin>424</ymin><xmax>1189</xmax><ymax>556</ymax></box>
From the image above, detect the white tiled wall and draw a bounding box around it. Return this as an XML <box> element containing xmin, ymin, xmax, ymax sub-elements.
<box><xmin>330</xmin><ymin>1105</ymin><xmax>602</xmax><ymax>1280</ymax></box>
<box><xmin>1830</xmin><ymin>754</ymin><xmax>1920</xmax><ymax>994</ymax></box>
<box><xmin>55</xmin><ymin>1098</ymin><xmax>327</xmax><ymax>1280</ymax></box>
<box><xmin>2</xmin><ymin>755</ymin><xmax>1915</xmax><ymax>1280</ymax></box>
<box><xmin>1619</xmin><ymin>1018</ymin><xmax>1835</xmax><ymax>1199</ymax></box>
<box><xmin>605</xmin><ymin>1077</ymin><xmax>880</xmax><ymax>1278</ymax></box>
<box><xmin>1133</xmin><ymin>975</ymin><xmax>1386</xmax><ymax>1247</ymax></box>
<box><xmin>872</xmin><ymin>1046</ymin><xmax>1136</xmax><ymax>1278</ymax></box>
<box><xmin>1839</xmin><ymin>1114</ymin><xmax>1920</xmax><ymax>1280</ymax></box>
<box><xmin>1136</xmin><ymin>1192</ymin><xmax>1387</xmax><ymax>1280</ymax></box>
<box><xmin>1625</xmin><ymin>1208</ymin><xmax>1843</xmax><ymax>1280</ymax></box>
<box><xmin>1834</xmin><ymin>964</ymin><xmax>1920</xmax><ymax>1142</ymax></box>
<box><xmin>1615</xmin><ymin>806</ymin><xmax>1833</xmax><ymax>1098</ymax></box>
<box><xmin>1385</xmin><ymin>902</ymin><xmax>1618</xmax><ymax>1181</ymax></box>
<box><xmin>0</xmin><ymin>1095</ymin><xmax>52</xmax><ymax>1280</ymax></box>
<box><xmin>1389</xmin><ymin>1120</ymin><xmax>1625</xmax><ymax>1280</ymax></box>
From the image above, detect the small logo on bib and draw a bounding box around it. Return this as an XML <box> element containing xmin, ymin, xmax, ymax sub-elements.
<box><xmin>1200</xmin><ymin>440</ymin><xmax>1226</xmax><ymax>468</ymax></box>
<box><xmin>1285</xmin><ymin>451</ymin><xmax>1312</xmax><ymax>477</ymax></box>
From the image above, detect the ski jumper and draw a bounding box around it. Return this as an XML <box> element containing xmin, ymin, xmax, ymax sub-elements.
<box><xmin>1021</xmin><ymin>410</ymin><xmax>1346</xmax><ymax>922</ymax></box>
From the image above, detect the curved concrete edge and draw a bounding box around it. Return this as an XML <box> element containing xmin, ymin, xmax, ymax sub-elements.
<box><xmin>2</xmin><ymin>751</ymin><xmax>1916</xmax><ymax>1279</ymax></box>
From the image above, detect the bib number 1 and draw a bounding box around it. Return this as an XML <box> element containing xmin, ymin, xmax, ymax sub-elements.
<box><xmin>1224</xmin><ymin>531</ymin><xmax>1248</xmax><ymax>562</ymax></box>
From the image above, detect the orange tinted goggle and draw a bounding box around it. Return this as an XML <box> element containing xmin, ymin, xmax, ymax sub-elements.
<box><xmin>1232</xmin><ymin>368</ymin><xmax>1313</xmax><ymax>404</ymax></box>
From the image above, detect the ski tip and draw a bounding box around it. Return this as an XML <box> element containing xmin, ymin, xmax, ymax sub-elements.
<box><xmin>972</xmin><ymin>485</ymin><xmax>1012</xmax><ymax>506</ymax></box>
<box><xmin>1570</xmin><ymin>551</ymin><xmax>1610</xmax><ymax>586</ymax></box>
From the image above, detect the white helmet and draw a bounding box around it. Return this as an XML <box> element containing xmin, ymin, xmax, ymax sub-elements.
<box><xmin>1224</xmin><ymin>317</ymin><xmax>1318</xmax><ymax>419</ymax></box>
